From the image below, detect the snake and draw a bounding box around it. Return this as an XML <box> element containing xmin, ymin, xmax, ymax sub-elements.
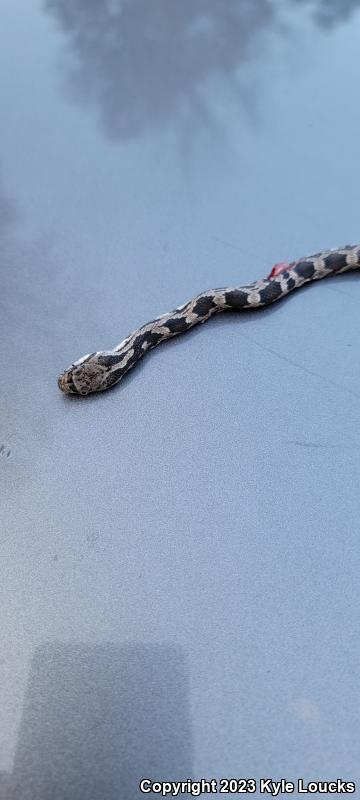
<box><xmin>58</xmin><ymin>244</ymin><xmax>360</xmax><ymax>396</ymax></box>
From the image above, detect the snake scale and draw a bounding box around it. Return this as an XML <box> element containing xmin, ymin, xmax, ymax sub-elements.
<box><xmin>58</xmin><ymin>244</ymin><xmax>360</xmax><ymax>396</ymax></box>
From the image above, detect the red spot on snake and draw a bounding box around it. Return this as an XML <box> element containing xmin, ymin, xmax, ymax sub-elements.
<box><xmin>268</xmin><ymin>261</ymin><xmax>291</xmax><ymax>278</ymax></box>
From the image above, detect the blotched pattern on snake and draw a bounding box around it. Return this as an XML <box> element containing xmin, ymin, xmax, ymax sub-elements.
<box><xmin>58</xmin><ymin>244</ymin><xmax>360</xmax><ymax>396</ymax></box>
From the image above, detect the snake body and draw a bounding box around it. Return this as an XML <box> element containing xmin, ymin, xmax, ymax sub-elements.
<box><xmin>58</xmin><ymin>245</ymin><xmax>360</xmax><ymax>396</ymax></box>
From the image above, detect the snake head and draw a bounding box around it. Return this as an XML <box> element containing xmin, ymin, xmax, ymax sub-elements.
<box><xmin>58</xmin><ymin>353</ymin><xmax>111</xmax><ymax>395</ymax></box>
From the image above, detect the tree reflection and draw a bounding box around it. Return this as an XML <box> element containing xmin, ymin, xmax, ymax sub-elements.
<box><xmin>293</xmin><ymin>0</ymin><xmax>360</xmax><ymax>28</ymax></box>
<box><xmin>46</xmin><ymin>0</ymin><xmax>274</xmax><ymax>140</ymax></box>
<box><xmin>45</xmin><ymin>0</ymin><xmax>360</xmax><ymax>141</ymax></box>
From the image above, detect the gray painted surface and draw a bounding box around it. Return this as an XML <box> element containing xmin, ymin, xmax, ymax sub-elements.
<box><xmin>1</xmin><ymin>1</ymin><xmax>360</xmax><ymax>797</ymax></box>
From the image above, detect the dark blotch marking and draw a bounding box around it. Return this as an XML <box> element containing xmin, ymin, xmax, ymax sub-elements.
<box><xmin>143</xmin><ymin>331</ymin><xmax>163</xmax><ymax>346</ymax></box>
<box><xmin>105</xmin><ymin>365</ymin><xmax>128</xmax><ymax>388</ymax></box>
<box><xmin>97</xmin><ymin>353</ymin><xmax>126</xmax><ymax>367</ymax></box>
<box><xmin>132</xmin><ymin>331</ymin><xmax>163</xmax><ymax>359</ymax></box>
<box><xmin>323</xmin><ymin>252</ymin><xmax>347</xmax><ymax>272</ymax></box>
<box><xmin>192</xmin><ymin>296</ymin><xmax>217</xmax><ymax>316</ymax></box>
<box><xmin>224</xmin><ymin>289</ymin><xmax>250</xmax><ymax>308</ymax></box>
<box><xmin>164</xmin><ymin>316</ymin><xmax>192</xmax><ymax>334</ymax></box>
<box><xmin>286</xmin><ymin>277</ymin><xmax>296</xmax><ymax>291</ymax></box>
<box><xmin>294</xmin><ymin>261</ymin><xmax>315</xmax><ymax>280</ymax></box>
<box><xmin>260</xmin><ymin>281</ymin><xmax>283</xmax><ymax>303</ymax></box>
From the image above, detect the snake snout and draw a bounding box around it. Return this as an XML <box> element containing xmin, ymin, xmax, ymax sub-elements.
<box><xmin>58</xmin><ymin>368</ymin><xmax>78</xmax><ymax>395</ymax></box>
